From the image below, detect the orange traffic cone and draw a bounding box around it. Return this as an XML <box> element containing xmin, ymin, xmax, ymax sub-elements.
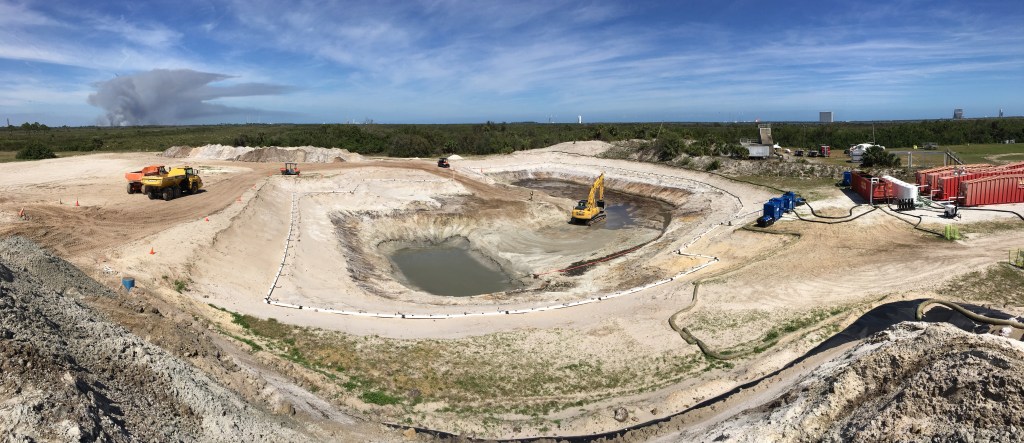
<box><xmin>149</xmin><ymin>247</ymin><xmax>156</xmax><ymax>255</ymax></box>
<box><xmin>204</xmin><ymin>217</ymin><xmax>209</xmax><ymax>222</ymax></box>
<box><xmin>75</xmin><ymin>199</ymin><xmax>80</xmax><ymax>207</ymax></box>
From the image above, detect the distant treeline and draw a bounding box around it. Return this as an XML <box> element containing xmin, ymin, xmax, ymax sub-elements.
<box><xmin>2</xmin><ymin>118</ymin><xmax>1022</xmax><ymax>158</ymax></box>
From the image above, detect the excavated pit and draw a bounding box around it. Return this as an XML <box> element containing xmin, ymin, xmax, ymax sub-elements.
<box><xmin>193</xmin><ymin>163</ymin><xmax>721</xmax><ymax>314</ymax></box>
<box><xmin>336</xmin><ymin>177</ymin><xmax>685</xmax><ymax>300</ymax></box>
<box><xmin>319</xmin><ymin>172</ymin><xmax>696</xmax><ymax>302</ymax></box>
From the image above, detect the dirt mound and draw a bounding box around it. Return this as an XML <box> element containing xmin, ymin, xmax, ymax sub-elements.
<box><xmin>681</xmin><ymin>322</ymin><xmax>1024</xmax><ymax>442</ymax></box>
<box><xmin>0</xmin><ymin>236</ymin><xmax>315</xmax><ymax>442</ymax></box>
<box><xmin>164</xmin><ymin>144</ymin><xmax>362</xmax><ymax>163</ymax></box>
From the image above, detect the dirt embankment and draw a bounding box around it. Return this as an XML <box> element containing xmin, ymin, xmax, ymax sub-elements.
<box><xmin>164</xmin><ymin>144</ymin><xmax>364</xmax><ymax>163</ymax></box>
<box><xmin>668</xmin><ymin>322</ymin><xmax>1024</xmax><ymax>442</ymax></box>
<box><xmin>0</xmin><ymin>236</ymin><xmax>375</xmax><ymax>442</ymax></box>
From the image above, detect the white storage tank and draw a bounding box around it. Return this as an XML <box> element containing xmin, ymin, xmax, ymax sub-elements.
<box><xmin>882</xmin><ymin>175</ymin><xmax>919</xmax><ymax>200</ymax></box>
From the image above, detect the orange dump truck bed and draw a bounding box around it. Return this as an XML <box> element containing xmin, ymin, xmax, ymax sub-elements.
<box><xmin>125</xmin><ymin>165</ymin><xmax>166</xmax><ymax>182</ymax></box>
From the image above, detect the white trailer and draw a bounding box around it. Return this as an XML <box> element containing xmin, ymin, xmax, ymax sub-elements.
<box><xmin>746</xmin><ymin>144</ymin><xmax>772</xmax><ymax>159</ymax></box>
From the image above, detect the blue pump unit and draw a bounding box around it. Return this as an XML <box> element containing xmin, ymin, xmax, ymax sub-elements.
<box><xmin>781</xmin><ymin>191</ymin><xmax>805</xmax><ymax>211</ymax></box>
<box><xmin>757</xmin><ymin>198</ymin><xmax>784</xmax><ymax>227</ymax></box>
<box><xmin>840</xmin><ymin>171</ymin><xmax>852</xmax><ymax>187</ymax></box>
<box><xmin>757</xmin><ymin>192</ymin><xmax>805</xmax><ymax>227</ymax></box>
<box><xmin>122</xmin><ymin>277</ymin><xmax>135</xmax><ymax>293</ymax></box>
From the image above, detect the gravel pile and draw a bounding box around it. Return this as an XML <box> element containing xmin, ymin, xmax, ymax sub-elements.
<box><xmin>0</xmin><ymin>236</ymin><xmax>314</xmax><ymax>442</ymax></box>
<box><xmin>681</xmin><ymin>321</ymin><xmax>1024</xmax><ymax>442</ymax></box>
<box><xmin>163</xmin><ymin>144</ymin><xmax>362</xmax><ymax>163</ymax></box>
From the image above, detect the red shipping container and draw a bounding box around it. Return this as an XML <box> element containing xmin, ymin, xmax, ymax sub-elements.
<box><xmin>960</xmin><ymin>174</ymin><xmax>1024</xmax><ymax>206</ymax></box>
<box><xmin>851</xmin><ymin>171</ymin><xmax>892</xmax><ymax>202</ymax></box>
<box><xmin>916</xmin><ymin>163</ymin><xmax>992</xmax><ymax>190</ymax></box>
<box><xmin>926</xmin><ymin>165</ymin><xmax>1000</xmax><ymax>195</ymax></box>
<box><xmin>935</xmin><ymin>168</ymin><xmax>1024</xmax><ymax>200</ymax></box>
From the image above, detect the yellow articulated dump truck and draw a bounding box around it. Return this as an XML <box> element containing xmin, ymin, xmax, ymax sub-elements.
<box><xmin>140</xmin><ymin>166</ymin><xmax>203</xmax><ymax>201</ymax></box>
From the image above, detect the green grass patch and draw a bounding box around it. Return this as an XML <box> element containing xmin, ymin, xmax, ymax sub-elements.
<box><xmin>758</xmin><ymin>307</ymin><xmax>848</xmax><ymax>346</ymax></box>
<box><xmin>360</xmin><ymin>390</ymin><xmax>402</xmax><ymax>405</ymax></box>
<box><xmin>225</xmin><ymin>332</ymin><xmax>264</xmax><ymax>352</ymax></box>
<box><xmin>729</xmin><ymin>175</ymin><xmax>838</xmax><ymax>199</ymax></box>
<box><xmin>202</xmin><ymin>305</ymin><xmax>725</xmax><ymax>419</ymax></box>
<box><xmin>944</xmin><ymin>143</ymin><xmax>1024</xmax><ymax>165</ymax></box>
<box><xmin>937</xmin><ymin>264</ymin><xmax>1024</xmax><ymax>304</ymax></box>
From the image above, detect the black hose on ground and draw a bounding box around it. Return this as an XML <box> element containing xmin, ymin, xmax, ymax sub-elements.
<box><xmin>916</xmin><ymin>299</ymin><xmax>1024</xmax><ymax>329</ymax></box>
<box><xmin>668</xmin><ymin>283</ymin><xmax>777</xmax><ymax>361</ymax></box>
<box><xmin>957</xmin><ymin>207</ymin><xmax>1024</xmax><ymax>222</ymax></box>
<box><xmin>791</xmin><ymin>205</ymin><xmax>878</xmax><ymax>224</ymax></box>
<box><xmin>878</xmin><ymin>205</ymin><xmax>945</xmax><ymax>237</ymax></box>
<box><xmin>801</xmin><ymin>199</ymin><xmax>865</xmax><ymax>219</ymax></box>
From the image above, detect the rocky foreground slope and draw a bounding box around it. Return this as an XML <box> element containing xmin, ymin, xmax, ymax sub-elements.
<box><xmin>4</xmin><ymin>230</ymin><xmax>1024</xmax><ymax>443</ymax></box>
<box><xmin>0</xmin><ymin>236</ymin><xmax>321</xmax><ymax>442</ymax></box>
<box><xmin>673</xmin><ymin>321</ymin><xmax>1024</xmax><ymax>442</ymax></box>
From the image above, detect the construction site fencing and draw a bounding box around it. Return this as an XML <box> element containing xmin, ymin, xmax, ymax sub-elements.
<box><xmin>1012</xmin><ymin>249</ymin><xmax>1024</xmax><ymax>269</ymax></box>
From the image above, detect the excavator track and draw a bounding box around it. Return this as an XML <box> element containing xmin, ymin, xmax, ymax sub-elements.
<box><xmin>586</xmin><ymin>213</ymin><xmax>607</xmax><ymax>226</ymax></box>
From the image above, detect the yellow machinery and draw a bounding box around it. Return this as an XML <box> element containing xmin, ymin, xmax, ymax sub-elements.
<box><xmin>569</xmin><ymin>173</ymin><xmax>606</xmax><ymax>225</ymax></box>
<box><xmin>140</xmin><ymin>166</ymin><xmax>203</xmax><ymax>201</ymax></box>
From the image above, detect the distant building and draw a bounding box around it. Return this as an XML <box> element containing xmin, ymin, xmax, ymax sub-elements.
<box><xmin>953</xmin><ymin>108</ymin><xmax>964</xmax><ymax>119</ymax></box>
<box><xmin>999</xmin><ymin>108</ymin><xmax>1004</xmax><ymax>118</ymax></box>
<box><xmin>819</xmin><ymin>111</ymin><xmax>833</xmax><ymax>123</ymax></box>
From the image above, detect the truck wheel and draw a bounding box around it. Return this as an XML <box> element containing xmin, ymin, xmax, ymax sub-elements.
<box><xmin>173</xmin><ymin>187</ymin><xmax>182</xmax><ymax>198</ymax></box>
<box><xmin>162</xmin><ymin>188</ymin><xmax>173</xmax><ymax>201</ymax></box>
<box><xmin>148</xmin><ymin>191</ymin><xmax>158</xmax><ymax>200</ymax></box>
<box><xmin>127</xmin><ymin>183</ymin><xmax>135</xmax><ymax>194</ymax></box>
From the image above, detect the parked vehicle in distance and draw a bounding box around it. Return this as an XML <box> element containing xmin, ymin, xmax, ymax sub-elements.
<box><xmin>280</xmin><ymin>162</ymin><xmax>300</xmax><ymax>175</ymax></box>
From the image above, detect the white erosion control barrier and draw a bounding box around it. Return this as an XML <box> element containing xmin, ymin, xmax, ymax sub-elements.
<box><xmin>261</xmin><ymin>162</ymin><xmax>758</xmax><ymax>319</ymax></box>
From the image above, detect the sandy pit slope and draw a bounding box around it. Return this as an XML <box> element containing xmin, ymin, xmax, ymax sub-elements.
<box><xmin>662</xmin><ymin>322</ymin><xmax>1024</xmax><ymax>442</ymax></box>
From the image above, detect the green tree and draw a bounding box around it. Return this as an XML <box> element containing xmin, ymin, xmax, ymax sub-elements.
<box><xmin>16</xmin><ymin>142</ymin><xmax>57</xmax><ymax>160</ymax></box>
<box><xmin>861</xmin><ymin>146</ymin><xmax>900</xmax><ymax>167</ymax></box>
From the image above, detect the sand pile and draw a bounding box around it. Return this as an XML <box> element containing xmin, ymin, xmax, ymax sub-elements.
<box><xmin>163</xmin><ymin>144</ymin><xmax>363</xmax><ymax>163</ymax></box>
<box><xmin>0</xmin><ymin>236</ymin><xmax>316</xmax><ymax>442</ymax></box>
<box><xmin>677</xmin><ymin>322</ymin><xmax>1024</xmax><ymax>442</ymax></box>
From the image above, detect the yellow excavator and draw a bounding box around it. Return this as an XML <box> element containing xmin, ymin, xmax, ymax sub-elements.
<box><xmin>569</xmin><ymin>173</ymin><xmax>606</xmax><ymax>225</ymax></box>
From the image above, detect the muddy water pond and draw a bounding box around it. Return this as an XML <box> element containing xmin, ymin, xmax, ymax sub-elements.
<box><xmin>389</xmin><ymin>241</ymin><xmax>516</xmax><ymax>297</ymax></box>
<box><xmin>512</xmin><ymin>179</ymin><xmax>673</xmax><ymax>230</ymax></box>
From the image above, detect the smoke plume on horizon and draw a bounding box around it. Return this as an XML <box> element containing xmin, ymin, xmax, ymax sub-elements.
<box><xmin>87</xmin><ymin>69</ymin><xmax>291</xmax><ymax>126</ymax></box>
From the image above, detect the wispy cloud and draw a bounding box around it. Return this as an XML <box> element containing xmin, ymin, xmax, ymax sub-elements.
<box><xmin>1</xmin><ymin>0</ymin><xmax>1022</xmax><ymax>125</ymax></box>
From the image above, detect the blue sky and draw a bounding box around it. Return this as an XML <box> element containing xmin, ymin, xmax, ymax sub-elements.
<box><xmin>1</xmin><ymin>0</ymin><xmax>1022</xmax><ymax>126</ymax></box>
